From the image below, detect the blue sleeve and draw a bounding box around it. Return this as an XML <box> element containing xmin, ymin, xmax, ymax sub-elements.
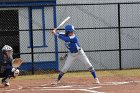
<box><xmin>59</xmin><ymin>34</ymin><xmax>65</xmax><ymax>36</ymax></box>
<box><xmin>58</xmin><ymin>34</ymin><xmax>71</xmax><ymax>42</ymax></box>
<box><xmin>54</xmin><ymin>32</ymin><xmax>71</xmax><ymax>42</ymax></box>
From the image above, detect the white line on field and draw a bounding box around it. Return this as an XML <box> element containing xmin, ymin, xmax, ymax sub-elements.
<box><xmin>34</xmin><ymin>85</ymin><xmax>72</xmax><ymax>89</ymax></box>
<box><xmin>79</xmin><ymin>89</ymin><xmax>104</xmax><ymax>93</ymax></box>
<box><xmin>4</xmin><ymin>86</ymin><xmax>23</xmax><ymax>92</ymax></box>
<box><xmin>6</xmin><ymin>89</ymin><xmax>16</xmax><ymax>92</ymax></box>
<box><xmin>133</xmin><ymin>81</ymin><xmax>140</xmax><ymax>83</ymax></box>
<box><xmin>40</xmin><ymin>88</ymin><xmax>104</xmax><ymax>93</ymax></box>
<box><xmin>88</xmin><ymin>86</ymin><xmax>102</xmax><ymax>89</ymax></box>
<box><xmin>99</xmin><ymin>81</ymin><xmax>136</xmax><ymax>86</ymax></box>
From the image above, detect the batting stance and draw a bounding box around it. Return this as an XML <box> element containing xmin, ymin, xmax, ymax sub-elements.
<box><xmin>51</xmin><ymin>25</ymin><xmax>100</xmax><ymax>85</ymax></box>
<box><xmin>0</xmin><ymin>45</ymin><xmax>19</xmax><ymax>86</ymax></box>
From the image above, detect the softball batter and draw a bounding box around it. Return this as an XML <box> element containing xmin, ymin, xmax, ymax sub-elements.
<box><xmin>51</xmin><ymin>25</ymin><xmax>100</xmax><ymax>85</ymax></box>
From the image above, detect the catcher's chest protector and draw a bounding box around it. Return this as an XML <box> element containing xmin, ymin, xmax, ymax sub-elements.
<box><xmin>0</xmin><ymin>55</ymin><xmax>13</xmax><ymax>73</ymax></box>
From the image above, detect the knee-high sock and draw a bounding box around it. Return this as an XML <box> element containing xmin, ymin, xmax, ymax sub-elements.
<box><xmin>57</xmin><ymin>72</ymin><xmax>64</xmax><ymax>81</ymax></box>
<box><xmin>89</xmin><ymin>67</ymin><xmax>97</xmax><ymax>78</ymax></box>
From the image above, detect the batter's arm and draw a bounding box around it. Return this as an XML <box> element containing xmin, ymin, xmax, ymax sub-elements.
<box><xmin>58</xmin><ymin>35</ymin><xmax>71</xmax><ymax>42</ymax></box>
<box><xmin>52</xmin><ymin>29</ymin><xmax>71</xmax><ymax>42</ymax></box>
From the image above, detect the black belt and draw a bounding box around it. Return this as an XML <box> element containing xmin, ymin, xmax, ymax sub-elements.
<box><xmin>71</xmin><ymin>49</ymin><xmax>81</xmax><ymax>53</ymax></box>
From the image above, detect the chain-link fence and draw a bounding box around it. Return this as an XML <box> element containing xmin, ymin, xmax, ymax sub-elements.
<box><xmin>57</xmin><ymin>3</ymin><xmax>140</xmax><ymax>72</ymax></box>
<box><xmin>0</xmin><ymin>2</ymin><xmax>140</xmax><ymax>75</ymax></box>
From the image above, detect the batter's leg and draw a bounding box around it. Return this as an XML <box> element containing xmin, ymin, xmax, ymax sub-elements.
<box><xmin>77</xmin><ymin>49</ymin><xmax>100</xmax><ymax>84</ymax></box>
<box><xmin>52</xmin><ymin>54</ymin><xmax>75</xmax><ymax>85</ymax></box>
<box><xmin>88</xmin><ymin>67</ymin><xmax>97</xmax><ymax>79</ymax></box>
<box><xmin>77</xmin><ymin>49</ymin><xmax>93</xmax><ymax>70</ymax></box>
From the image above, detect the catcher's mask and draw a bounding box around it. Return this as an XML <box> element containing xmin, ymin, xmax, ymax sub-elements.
<box><xmin>2</xmin><ymin>45</ymin><xmax>13</xmax><ymax>55</ymax></box>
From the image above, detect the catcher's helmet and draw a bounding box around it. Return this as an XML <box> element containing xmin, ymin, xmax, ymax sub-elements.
<box><xmin>2</xmin><ymin>45</ymin><xmax>13</xmax><ymax>52</ymax></box>
<box><xmin>65</xmin><ymin>25</ymin><xmax>75</xmax><ymax>32</ymax></box>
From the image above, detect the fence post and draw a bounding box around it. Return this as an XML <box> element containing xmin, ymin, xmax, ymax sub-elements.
<box><xmin>29</xmin><ymin>6</ymin><xmax>35</xmax><ymax>74</ymax></box>
<box><xmin>118</xmin><ymin>3</ymin><xmax>122</xmax><ymax>70</ymax></box>
<box><xmin>53</xmin><ymin>4</ymin><xmax>59</xmax><ymax>71</ymax></box>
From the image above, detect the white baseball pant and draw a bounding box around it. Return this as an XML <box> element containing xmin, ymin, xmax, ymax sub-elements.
<box><xmin>61</xmin><ymin>48</ymin><xmax>93</xmax><ymax>73</ymax></box>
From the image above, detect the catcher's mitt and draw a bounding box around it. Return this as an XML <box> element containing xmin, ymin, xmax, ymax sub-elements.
<box><xmin>12</xmin><ymin>58</ymin><xmax>23</xmax><ymax>68</ymax></box>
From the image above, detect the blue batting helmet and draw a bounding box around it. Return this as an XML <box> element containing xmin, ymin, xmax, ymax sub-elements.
<box><xmin>65</xmin><ymin>25</ymin><xmax>75</xmax><ymax>32</ymax></box>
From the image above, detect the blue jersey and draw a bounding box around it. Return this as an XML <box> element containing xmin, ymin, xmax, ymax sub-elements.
<box><xmin>58</xmin><ymin>33</ymin><xmax>81</xmax><ymax>53</ymax></box>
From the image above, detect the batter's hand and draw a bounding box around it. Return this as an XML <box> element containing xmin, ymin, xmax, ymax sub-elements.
<box><xmin>52</xmin><ymin>29</ymin><xmax>57</xmax><ymax>35</ymax></box>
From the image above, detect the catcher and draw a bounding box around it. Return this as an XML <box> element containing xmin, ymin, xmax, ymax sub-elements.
<box><xmin>0</xmin><ymin>45</ymin><xmax>20</xmax><ymax>86</ymax></box>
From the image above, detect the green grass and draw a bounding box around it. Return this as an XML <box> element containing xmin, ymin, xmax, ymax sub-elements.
<box><xmin>98</xmin><ymin>69</ymin><xmax>140</xmax><ymax>77</ymax></box>
<box><xmin>15</xmin><ymin>69</ymin><xmax>140</xmax><ymax>80</ymax></box>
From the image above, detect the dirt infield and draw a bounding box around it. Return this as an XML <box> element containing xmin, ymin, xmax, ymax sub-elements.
<box><xmin>0</xmin><ymin>76</ymin><xmax>140</xmax><ymax>93</ymax></box>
